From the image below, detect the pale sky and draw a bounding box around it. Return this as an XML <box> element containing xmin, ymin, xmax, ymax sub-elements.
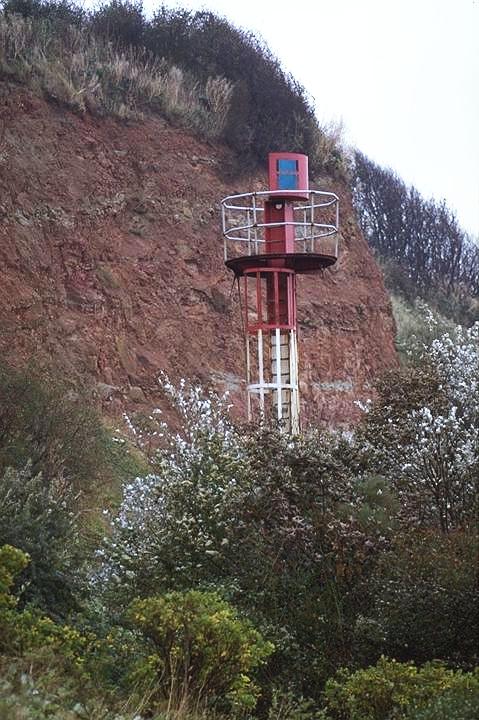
<box><xmin>141</xmin><ymin>0</ymin><xmax>479</xmax><ymax>237</ymax></box>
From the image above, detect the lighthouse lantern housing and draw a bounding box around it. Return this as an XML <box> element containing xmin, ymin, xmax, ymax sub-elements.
<box><xmin>268</xmin><ymin>152</ymin><xmax>309</xmax><ymax>200</ymax></box>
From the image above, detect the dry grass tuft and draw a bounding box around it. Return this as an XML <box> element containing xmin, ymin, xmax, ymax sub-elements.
<box><xmin>0</xmin><ymin>13</ymin><xmax>233</xmax><ymax>136</ymax></box>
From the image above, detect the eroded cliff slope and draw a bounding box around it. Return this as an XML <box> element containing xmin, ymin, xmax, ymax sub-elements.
<box><xmin>0</xmin><ymin>82</ymin><xmax>397</xmax><ymax>426</ymax></box>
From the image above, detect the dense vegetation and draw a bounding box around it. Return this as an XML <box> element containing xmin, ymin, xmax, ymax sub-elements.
<box><xmin>352</xmin><ymin>152</ymin><xmax>479</xmax><ymax>324</ymax></box>
<box><xmin>1</xmin><ymin>313</ymin><xmax>478</xmax><ymax>719</ymax></box>
<box><xmin>0</xmin><ymin>0</ymin><xmax>342</xmax><ymax>174</ymax></box>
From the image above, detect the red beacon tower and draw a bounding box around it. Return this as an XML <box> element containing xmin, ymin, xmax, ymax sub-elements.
<box><xmin>221</xmin><ymin>152</ymin><xmax>339</xmax><ymax>434</ymax></box>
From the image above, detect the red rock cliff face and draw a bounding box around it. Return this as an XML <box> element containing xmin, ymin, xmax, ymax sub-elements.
<box><xmin>0</xmin><ymin>83</ymin><xmax>397</xmax><ymax>427</ymax></box>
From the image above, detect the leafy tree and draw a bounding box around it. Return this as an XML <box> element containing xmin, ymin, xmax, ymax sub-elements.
<box><xmin>352</xmin><ymin>151</ymin><xmax>479</xmax><ymax>313</ymax></box>
<box><xmin>1</xmin><ymin>0</ymin><xmax>85</xmax><ymax>26</ymax></box>
<box><xmin>89</xmin><ymin>0</ymin><xmax>145</xmax><ymax>47</ymax></box>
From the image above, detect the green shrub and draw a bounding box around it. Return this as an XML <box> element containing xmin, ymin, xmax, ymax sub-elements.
<box><xmin>0</xmin><ymin>660</ymin><xmax>80</xmax><ymax>720</ymax></box>
<box><xmin>0</xmin><ymin>545</ymin><xmax>28</xmax><ymax>599</ymax></box>
<box><xmin>0</xmin><ymin>466</ymin><xmax>83</xmax><ymax>616</ymax></box>
<box><xmin>267</xmin><ymin>687</ymin><xmax>317</xmax><ymax>720</ymax></box>
<box><xmin>406</xmin><ymin>681</ymin><xmax>479</xmax><ymax>720</ymax></box>
<box><xmin>0</xmin><ymin>656</ymin><xmax>150</xmax><ymax>720</ymax></box>
<box><xmin>0</xmin><ymin>544</ymin><xmax>94</xmax><ymax>670</ymax></box>
<box><xmin>0</xmin><ymin>363</ymin><xmax>138</xmax><ymax>615</ymax></box>
<box><xmin>0</xmin><ymin>363</ymin><xmax>115</xmax><ymax>496</ymax></box>
<box><xmin>354</xmin><ymin>530</ymin><xmax>479</xmax><ymax>667</ymax></box>
<box><xmin>0</xmin><ymin>545</ymin><xmax>30</xmax><ymax>651</ymax></box>
<box><xmin>0</xmin><ymin>543</ymin><xmax>146</xmax><ymax>708</ymax></box>
<box><xmin>89</xmin><ymin>0</ymin><xmax>145</xmax><ymax>47</ymax></box>
<box><xmin>142</xmin><ymin>7</ymin><xmax>322</xmax><ymax>167</ymax></box>
<box><xmin>2</xmin><ymin>0</ymin><xmax>85</xmax><ymax>26</ymax></box>
<box><xmin>128</xmin><ymin>590</ymin><xmax>274</xmax><ymax>712</ymax></box>
<box><xmin>323</xmin><ymin>657</ymin><xmax>479</xmax><ymax>720</ymax></box>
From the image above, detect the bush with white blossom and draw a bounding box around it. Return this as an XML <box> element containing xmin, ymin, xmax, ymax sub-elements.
<box><xmin>361</xmin><ymin>319</ymin><xmax>479</xmax><ymax>532</ymax></box>
<box><xmin>98</xmin><ymin>375</ymin><xmax>248</xmax><ymax>599</ymax></box>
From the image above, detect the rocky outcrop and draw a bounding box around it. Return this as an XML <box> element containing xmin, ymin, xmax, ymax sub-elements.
<box><xmin>0</xmin><ymin>82</ymin><xmax>397</xmax><ymax>427</ymax></box>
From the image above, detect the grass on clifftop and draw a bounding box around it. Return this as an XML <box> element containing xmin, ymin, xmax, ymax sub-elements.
<box><xmin>0</xmin><ymin>12</ymin><xmax>233</xmax><ymax>138</ymax></box>
<box><xmin>0</xmin><ymin>1</ymin><xmax>345</xmax><ymax>177</ymax></box>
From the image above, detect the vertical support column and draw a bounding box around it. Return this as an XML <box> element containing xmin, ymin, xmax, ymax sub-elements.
<box><xmin>244</xmin><ymin>268</ymin><xmax>300</xmax><ymax>432</ymax></box>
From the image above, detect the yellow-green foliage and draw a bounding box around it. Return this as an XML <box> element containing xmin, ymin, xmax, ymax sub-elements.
<box><xmin>0</xmin><ymin>545</ymin><xmax>95</xmax><ymax>676</ymax></box>
<box><xmin>129</xmin><ymin>590</ymin><xmax>274</xmax><ymax>711</ymax></box>
<box><xmin>0</xmin><ymin>544</ymin><xmax>28</xmax><ymax>602</ymax></box>
<box><xmin>323</xmin><ymin>656</ymin><xmax>479</xmax><ymax>720</ymax></box>
<box><xmin>0</xmin><ymin>545</ymin><xmax>29</xmax><ymax>650</ymax></box>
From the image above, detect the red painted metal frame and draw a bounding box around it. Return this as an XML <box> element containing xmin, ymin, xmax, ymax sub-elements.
<box><xmin>244</xmin><ymin>267</ymin><xmax>297</xmax><ymax>333</ymax></box>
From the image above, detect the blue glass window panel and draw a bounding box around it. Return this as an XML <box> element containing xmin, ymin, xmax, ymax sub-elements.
<box><xmin>277</xmin><ymin>159</ymin><xmax>298</xmax><ymax>190</ymax></box>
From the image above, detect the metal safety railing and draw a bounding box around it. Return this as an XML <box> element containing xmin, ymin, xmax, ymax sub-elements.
<box><xmin>221</xmin><ymin>189</ymin><xmax>339</xmax><ymax>262</ymax></box>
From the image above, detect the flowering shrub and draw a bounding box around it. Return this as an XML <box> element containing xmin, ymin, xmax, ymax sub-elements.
<box><xmin>99</xmin><ymin>376</ymin><xmax>246</xmax><ymax>600</ymax></box>
<box><xmin>361</xmin><ymin>320</ymin><xmax>479</xmax><ymax>532</ymax></box>
<box><xmin>96</xmin><ymin>358</ymin><xmax>478</xmax><ymax>702</ymax></box>
<box><xmin>352</xmin><ymin>320</ymin><xmax>479</xmax><ymax>668</ymax></box>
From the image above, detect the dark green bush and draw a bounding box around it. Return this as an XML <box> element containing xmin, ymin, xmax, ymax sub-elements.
<box><xmin>1</xmin><ymin>0</ymin><xmax>85</xmax><ymax>26</ymax></box>
<box><xmin>0</xmin><ymin>363</ymin><xmax>121</xmax><ymax>496</ymax></box>
<box><xmin>89</xmin><ymin>0</ymin><xmax>145</xmax><ymax>48</ymax></box>
<box><xmin>143</xmin><ymin>7</ymin><xmax>320</xmax><ymax>166</ymax></box>
<box><xmin>0</xmin><ymin>466</ymin><xmax>83</xmax><ymax>616</ymax></box>
<box><xmin>354</xmin><ymin>530</ymin><xmax>479</xmax><ymax>667</ymax></box>
<box><xmin>0</xmin><ymin>363</ymin><xmax>136</xmax><ymax>615</ymax></box>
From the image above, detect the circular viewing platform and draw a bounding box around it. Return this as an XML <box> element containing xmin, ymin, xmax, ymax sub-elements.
<box><xmin>225</xmin><ymin>252</ymin><xmax>337</xmax><ymax>276</ymax></box>
<box><xmin>221</xmin><ymin>189</ymin><xmax>339</xmax><ymax>276</ymax></box>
